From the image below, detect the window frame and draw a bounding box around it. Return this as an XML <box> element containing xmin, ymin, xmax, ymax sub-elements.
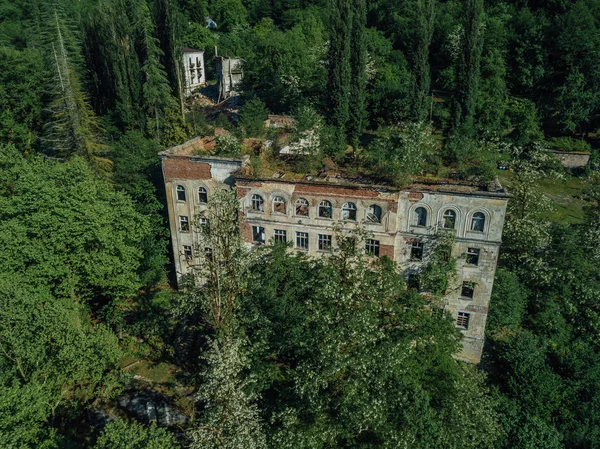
<box><xmin>342</xmin><ymin>202</ymin><xmax>357</xmax><ymax>221</ymax></box>
<box><xmin>415</xmin><ymin>207</ymin><xmax>427</xmax><ymax>227</ymax></box>
<box><xmin>273</xmin><ymin>196</ymin><xmax>287</xmax><ymax>215</ymax></box>
<box><xmin>252</xmin><ymin>225</ymin><xmax>265</xmax><ymax>245</ymax></box>
<box><xmin>179</xmin><ymin>215</ymin><xmax>190</xmax><ymax>232</ymax></box>
<box><xmin>274</xmin><ymin>229</ymin><xmax>287</xmax><ymax>243</ymax></box>
<box><xmin>466</xmin><ymin>247</ymin><xmax>480</xmax><ymax>266</ymax></box>
<box><xmin>365</xmin><ymin>239</ymin><xmax>380</xmax><ymax>257</ymax></box>
<box><xmin>442</xmin><ymin>209</ymin><xmax>457</xmax><ymax>229</ymax></box>
<box><xmin>176</xmin><ymin>185</ymin><xmax>186</xmax><ymax>202</ymax></box>
<box><xmin>296</xmin><ymin>231</ymin><xmax>309</xmax><ymax>250</ymax></box>
<box><xmin>183</xmin><ymin>245</ymin><xmax>193</xmax><ymax>260</ymax></box>
<box><xmin>456</xmin><ymin>311</ymin><xmax>470</xmax><ymax>330</ymax></box>
<box><xmin>251</xmin><ymin>194</ymin><xmax>265</xmax><ymax>212</ymax></box>
<box><xmin>318</xmin><ymin>234</ymin><xmax>332</xmax><ymax>251</ymax></box>
<box><xmin>318</xmin><ymin>200</ymin><xmax>333</xmax><ymax>219</ymax></box>
<box><xmin>198</xmin><ymin>187</ymin><xmax>208</xmax><ymax>203</ymax></box>
<box><xmin>461</xmin><ymin>281</ymin><xmax>475</xmax><ymax>299</ymax></box>
<box><xmin>410</xmin><ymin>241</ymin><xmax>424</xmax><ymax>260</ymax></box>
<box><xmin>295</xmin><ymin>198</ymin><xmax>310</xmax><ymax>217</ymax></box>
<box><xmin>471</xmin><ymin>212</ymin><xmax>486</xmax><ymax>232</ymax></box>
<box><xmin>366</xmin><ymin>204</ymin><xmax>382</xmax><ymax>223</ymax></box>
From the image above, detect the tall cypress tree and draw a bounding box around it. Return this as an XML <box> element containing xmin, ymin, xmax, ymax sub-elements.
<box><xmin>347</xmin><ymin>0</ymin><xmax>367</xmax><ymax>150</ymax></box>
<box><xmin>411</xmin><ymin>0</ymin><xmax>435</xmax><ymax>122</ymax></box>
<box><xmin>327</xmin><ymin>0</ymin><xmax>352</xmax><ymax>147</ymax></box>
<box><xmin>453</xmin><ymin>0</ymin><xmax>484</xmax><ymax>134</ymax></box>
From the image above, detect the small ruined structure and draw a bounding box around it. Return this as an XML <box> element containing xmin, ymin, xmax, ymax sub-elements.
<box><xmin>216</xmin><ymin>57</ymin><xmax>243</xmax><ymax>102</ymax></box>
<box><xmin>547</xmin><ymin>149</ymin><xmax>591</xmax><ymax>168</ymax></box>
<box><xmin>182</xmin><ymin>47</ymin><xmax>206</xmax><ymax>96</ymax></box>
<box><xmin>160</xmin><ymin>139</ymin><xmax>510</xmax><ymax>363</ymax></box>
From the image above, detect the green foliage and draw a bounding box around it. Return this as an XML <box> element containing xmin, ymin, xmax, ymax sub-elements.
<box><xmin>94</xmin><ymin>419</ymin><xmax>180</xmax><ymax>449</ymax></box>
<box><xmin>240</xmin><ymin>97</ymin><xmax>269</xmax><ymax>137</ymax></box>
<box><xmin>210</xmin><ymin>0</ymin><xmax>248</xmax><ymax>31</ymax></box>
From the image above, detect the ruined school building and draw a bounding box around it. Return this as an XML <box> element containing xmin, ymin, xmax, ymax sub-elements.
<box><xmin>160</xmin><ymin>140</ymin><xmax>509</xmax><ymax>363</ymax></box>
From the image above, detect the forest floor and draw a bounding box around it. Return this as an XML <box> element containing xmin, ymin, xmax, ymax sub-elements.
<box><xmin>497</xmin><ymin>170</ymin><xmax>589</xmax><ymax>223</ymax></box>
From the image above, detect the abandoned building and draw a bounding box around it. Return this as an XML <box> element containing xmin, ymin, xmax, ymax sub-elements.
<box><xmin>160</xmin><ymin>140</ymin><xmax>509</xmax><ymax>364</ymax></box>
<box><xmin>182</xmin><ymin>48</ymin><xmax>206</xmax><ymax>95</ymax></box>
<box><xmin>216</xmin><ymin>57</ymin><xmax>243</xmax><ymax>102</ymax></box>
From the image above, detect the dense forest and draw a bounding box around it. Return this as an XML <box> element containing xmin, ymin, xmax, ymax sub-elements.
<box><xmin>1</xmin><ymin>0</ymin><xmax>600</xmax><ymax>447</ymax></box>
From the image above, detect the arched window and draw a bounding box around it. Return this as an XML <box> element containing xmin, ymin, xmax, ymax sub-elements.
<box><xmin>295</xmin><ymin>198</ymin><xmax>309</xmax><ymax>216</ymax></box>
<box><xmin>471</xmin><ymin>212</ymin><xmax>485</xmax><ymax>232</ymax></box>
<box><xmin>415</xmin><ymin>207</ymin><xmax>427</xmax><ymax>226</ymax></box>
<box><xmin>366</xmin><ymin>204</ymin><xmax>382</xmax><ymax>223</ymax></box>
<box><xmin>273</xmin><ymin>196</ymin><xmax>286</xmax><ymax>214</ymax></box>
<box><xmin>176</xmin><ymin>185</ymin><xmax>186</xmax><ymax>201</ymax></box>
<box><xmin>442</xmin><ymin>209</ymin><xmax>456</xmax><ymax>229</ymax></box>
<box><xmin>318</xmin><ymin>200</ymin><xmax>333</xmax><ymax>218</ymax></box>
<box><xmin>251</xmin><ymin>194</ymin><xmax>264</xmax><ymax>212</ymax></box>
<box><xmin>342</xmin><ymin>202</ymin><xmax>357</xmax><ymax>221</ymax></box>
<box><xmin>198</xmin><ymin>187</ymin><xmax>208</xmax><ymax>203</ymax></box>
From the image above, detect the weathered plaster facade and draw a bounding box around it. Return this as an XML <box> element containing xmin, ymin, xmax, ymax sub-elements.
<box><xmin>160</xmin><ymin>149</ymin><xmax>509</xmax><ymax>364</ymax></box>
<box><xmin>182</xmin><ymin>48</ymin><xmax>206</xmax><ymax>95</ymax></box>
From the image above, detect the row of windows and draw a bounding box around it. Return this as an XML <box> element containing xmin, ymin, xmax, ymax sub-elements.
<box><xmin>414</xmin><ymin>207</ymin><xmax>486</xmax><ymax>232</ymax></box>
<box><xmin>176</xmin><ymin>185</ymin><xmax>208</xmax><ymax>203</ymax></box>
<box><xmin>252</xmin><ymin>226</ymin><xmax>382</xmax><ymax>256</ymax></box>
<box><xmin>250</xmin><ymin>194</ymin><xmax>384</xmax><ymax>223</ymax></box>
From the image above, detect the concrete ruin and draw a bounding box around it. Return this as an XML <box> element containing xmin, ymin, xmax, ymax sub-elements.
<box><xmin>182</xmin><ymin>48</ymin><xmax>206</xmax><ymax>96</ymax></box>
<box><xmin>160</xmin><ymin>141</ymin><xmax>509</xmax><ymax>364</ymax></box>
<box><xmin>216</xmin><ymin>57</ymin><xmax>243</xmax><ymax>102</ymax></box>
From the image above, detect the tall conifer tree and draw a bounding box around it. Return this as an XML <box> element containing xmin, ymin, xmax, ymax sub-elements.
<box><xmin>327</xmin><ymin>0</ymin><xmax>352</xmax><ymax>147</ymax></box>
<box><xmin>453</xmin><ymin>0</ymin><xmax>484</xmax><ymax>134</ymax></box>
<box><xmin>348</xmin><ymin>0</ymin><xmax>367</xmax><ymax>150</ymax></box>
<box><xmin>411</xmin><ymin>0</ymin><xmax>435</xmax><ymax>121</ymax></box>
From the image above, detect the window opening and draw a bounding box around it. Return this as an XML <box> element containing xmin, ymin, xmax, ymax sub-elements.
<box><xmin>295</xmin><ymin>198</ymin><xmax>309</xmax><ymax>216</ymax></box>
<box><xmin>251</xmin><ymin>194</ymin><xmax>264</xmax><ymax>212</ymax></box>
<box><xmin>415</xmin><ymin>207</ymin><xmax>427</xmax><ymax>226</ymax></box>
<box><xmin>183</xmin><ymin>245</ymin><xmax>193</xmax><ymax>260</ymax></box>
<box><xmin>461</xmin><ymin>281</ymin><xmax>475</xmax><ymax>299</ymax></box>
<box><xmin>179</xmin><ymin>216</ymin><xmax>189</xmax><ymax>232</ymax></box>
<box><xmin>342</xmin><ymin>202</ymin><xmax>357</xmax><ymax>221</ymax></box>
<box><xmin>274</xmin><ymin>229</ymin><xmax>287</xmax><ymax>243</ymax></box>
<box><xmin>471</xmin><ymin>212</ymin><xmax>485</xmax><ymax>232</ymax></box>
<box><xmin>456</xmin><ymin>312</ymin><xmax>470</xmax><ymax>329</ymax></box>
<box><xmin>318</xmin><ymin>234</ymin><xmax>332</xmax><ymax>251</ymax></box>
<box><xmin>442</xmin><ymin>209</ymin><xmax>456</xmax><ymax>229</ymax></box>
<box><xmin>198</xmin><ymin>187</ymin><xmax>208</xmax><ymax>203</ymax></box>
<box><xmin>407</xmin><ymin>274</ymin><xmax>420</xmax><ymax>291</ymax></box>
<box><xmin>466</xmin><ymin>248</ymin><xmax>480</xmax><ymax>265</ymax></box>
<box><xmin>366</xmin><ymin>204</ymin><xmax>382</xmax><ymax>223</ymax></box>
<box><xmin>176</xmin><ymin>185</ymin><xmax>186</xmax><ymax>202</ymax></box>
<box><xmin>365</xmin><ymin>239</ymin><xmax>380</xmax><ymax>257</ymax></box>
<box><xmin>410</xmin><ymin>241</ymin><xmax>424</xmax><ymax>260</ymax></box>
<box><xmin>296</xmin><ymin>232</ymin><xmax>309</xmax><ymax>249</ymax></box>
<box><xmin>252</xmin><ymin>226</ymin><xmax>265</xmax><ymax>244</ymax></box>
<box><xmin>318</xmin><ymin>200</ymin><xmax>332</xmax><ymax>219</ymax></box>
<box><xmin>273</xmin><ymin>196</ymin><xmax>286</xmax><ymax>214</ymax></box>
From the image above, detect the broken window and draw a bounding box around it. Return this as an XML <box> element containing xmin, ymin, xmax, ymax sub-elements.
<box><xmin>365</xmin><ymin>239</ymin><xmax>380</xmax><ymax>257</ymax></box>
<box><xmin>199</xmin><ymin>187</ymin><xmax>208</xmax><ymax>203</ymax></box>
<box><xmin>461</xmin><ymin>281</ymin><xmax>475</xmax><ymax>299</ymax></box>
<box><xmin>295</xmin><ymin>198</ymin><xmax>309</xmax><ymax>216</ymax></box>
<box><xmin>205</xmin><ymin>247</ymin><xmax>213</xmax><ymax>261</ymax></box>
<box><xmin>366</xmin><ymin>204</ymin><xmax>382</xmax><ymax>223</ymax></box>
<box><xmin>471</xmin><ymin>212</ymin><xmax>485</xmax><ymax>232</ymax></box>
<box><xmin>176</xmin><ymin>185</ymin><xmax>186</xmax><ymax>201</ymax></box>
<box><xmin>410</xmin><ymin>241</ymin><xmax>424</xmax><ymax>260</ymax></box>
<box><xmin>198</xmin><ymin>217</ymin><xmax>208</xmax><ymax>227</ymax></box>
<box><xmin>318</xmin><ymin>234</ymin><xmax>332</xmax><ymax>251</ymax></box>
<box><xmin>179</xmin><ymin>216</ymin><xmax>189</xmax><ymax>232</ymax></box>
<box><xmin>183</xmin><ymin>245</ymin><xmax>193</xmax><ymax>260</ymax></box>
<box><xmin>273</xmin><ymin>196</ymin><xmax>286</xmax><ymax>214</ymax></box>
<box><xmin>318</xmin><ymin>200</ymin><xmax>333</xmax><ymax>218</ymax></box>
<box><xmin>251</xmin><ymin>194</ymin><xmax>264</xmax><ymax>212</ymax></box>
<box><xmin>296</xmin><ymin>232</ymin><xmax>309</xmax><ymax>250</ymax></box>
<box><xmin>442</xmin><ymin>209</ymin><xmax>456</xmax><ymax>229</ymax></box>
<box><xmin>252</xmin><ymin>226</ymin><xmax>265</xmax><ymax>244</ymax></box>
<box><xmin>456</xmin><ymin>311</ymin><xmax>470</xmax><ymax>329</ymax></box>
<box><xmin>466</xmin><ymin>248</ymin><xmax>480</xmax><ymax>265</ymax></box>
<box><xmin>274</xmin><ymin>229</ymin><xmax>287</xmax><ymax>243</ymax></box>
<box><xmin>415</xmin><ymin>207</ymin><xmax>427</xmax><ymax>226</ymax></box>
<box><xmin>342</xmin><ymin>202</ymin><xmax>357</xmax><ymax>221</ymax></box>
